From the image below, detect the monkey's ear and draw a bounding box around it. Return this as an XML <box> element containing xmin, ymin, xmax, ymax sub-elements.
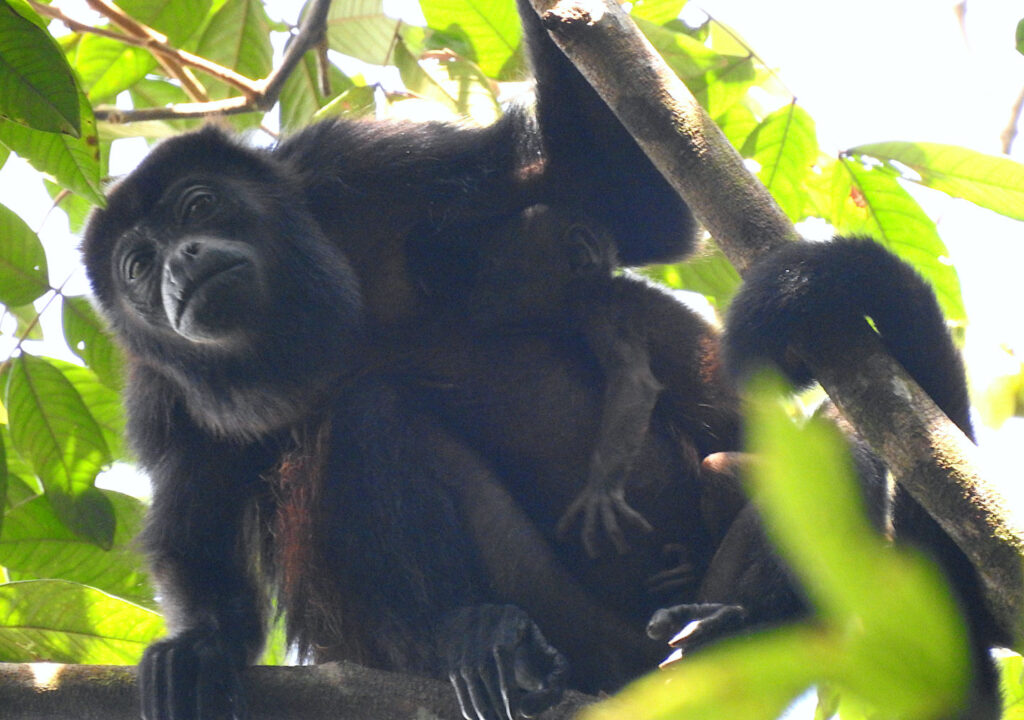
<box><xmin>565</xmin><ymin>225</ymin><xmax>603</xmax><ymax>273</ymax></box>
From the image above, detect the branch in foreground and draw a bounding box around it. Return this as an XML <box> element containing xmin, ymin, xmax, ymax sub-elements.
<box><xmin>528</xmin><ymin>0</ymin><xmax>1024</xmax><ymax>640</ymax></box>
<box><xmin>0</xmin><ymin>662</ymin><xmax>592</xmax><ymax>720</ymax></box>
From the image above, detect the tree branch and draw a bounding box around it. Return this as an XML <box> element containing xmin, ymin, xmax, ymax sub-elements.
<box><xmin>0</xmin><ymin>662</ymin><xmax>593</xmax><ymax>720</ymax></box>
<box><xmin>35</xmin><ymin>0</ymin><xmax>333</xmax><ymax>123</ymax></box>
<box><xmin>527</xmin><ymin>0</ymin><xmax>1024</xmax><ymax>640</ymax></box>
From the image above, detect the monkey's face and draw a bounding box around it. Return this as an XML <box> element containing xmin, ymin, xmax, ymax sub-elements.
<box><xmin>110</xmin><ymin>178</ymin><xmax>269</xmax><ymax>346</ymax></box>
<box><xmin>82</xmin><ymin>127</ymin><xmax>365</xmax><ymax>380</ymax></box>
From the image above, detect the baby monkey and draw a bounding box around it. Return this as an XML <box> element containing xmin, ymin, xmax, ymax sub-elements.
<box><xmin>446</xmin><ymin>204</ymin><xmax>737</xmax><ymax>558</ymax></box>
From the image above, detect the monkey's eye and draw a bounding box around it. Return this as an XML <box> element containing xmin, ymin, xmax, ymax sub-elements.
<box><xmin>177</xmin><ymin>186</ymin><xmax>217</xmax><ymax>223</ymax></box>
<box><xmin>122</xmin><ymin>248</ymin><xmax>155</xmax><ymax>283</ymax></box>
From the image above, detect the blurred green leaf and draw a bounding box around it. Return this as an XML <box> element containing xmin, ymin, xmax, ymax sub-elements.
<box><xmin>745</xmin><ymin>373</ymin><xmax>971</xmax><ymax>716</ymax></box>
<box><xmin>853</xmin><ymin>141</ymin><xmax>1024</xmax><ymax>222</ymax></box>
<box><xmin>5</xmin><ymin>354</ymin><xmax>114</xmax><ymax>549</ymax></box>
<box><xmin>998</xmin><ymin>652</ymin><xmax>1024</xmax><ymax>719</ymax></box>
<box><xmin>0</xmin><ymin>580</ymin><xmax>163</xmax><ymax>663</ymax></box>
<box><xmin>0</xmin><ymin>0</ymin><xmax>82</xmax><ymax>136</ymax></box>
<box><xmin>0</xmin><ymin>203</ymin><xmax>48</xmax><ymax>306</ymax></box>
<box><xmin>583</xmin><ymin>625</ymin><xmax>820</xmax><ymax>720</ymax></box>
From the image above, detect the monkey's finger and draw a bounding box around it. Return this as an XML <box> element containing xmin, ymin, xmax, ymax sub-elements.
<box><xmin>462</xmin><ymin>666</ymin><xmax>499</xmax><ymax>720</ymax></box>
<box><xmin>165</xmin><ymin>642</ymin><xmax>201</xmax><ymax>720</ymax></box>
<box><xmin>597</xmin><ymin>500</ymin><xmax>631</xmax><ymax>555</ymax></box>
<box><xmin>450</xmin><ymin>671</ymin><xmax>477</xmax><ymax>720</ymax></box>
<box><xmin>492</xmin><ymin>645</ymin><xmax>520</xmax><ymax>720</ymax></box>
<box><xmin>555</xmin><ymin>497</ymin><xmax>586</xmax><ymax>540</ymax></box>
<box><xmin>611</xmin><ymin>497</ymin><xmax>654</xmax><ymax>536</ymax></box>
<box><xmin>139</xmin><ymin>643</ymin><xmax>170</xmax><ymax>720</ymax></box>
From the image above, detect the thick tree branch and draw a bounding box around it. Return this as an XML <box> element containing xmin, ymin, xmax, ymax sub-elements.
<box><xmin>0</xmin><ymin>662</ymin><xmax>592</xmax><ymax>720</ymax></box>
<box><xmin>526</xmin><ymin>0</ymin><xmax>1024</xmax><ymax>640</ymax></box>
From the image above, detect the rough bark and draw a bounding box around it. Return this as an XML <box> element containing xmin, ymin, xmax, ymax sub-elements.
<box><xmin>0</xmin><ymin>661</ymin><xmax>593</xmax><ymax>720</ymax></box>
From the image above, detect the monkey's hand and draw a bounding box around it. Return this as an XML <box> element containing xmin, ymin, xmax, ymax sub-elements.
<box><xmin>139</xmin><ymin>627</ymin><xmax>248</xmax><ymax>720</ymax></box>
<box><xmin>439</xmin><ymin>604</ymin><xmax>568</xmax><ymax>720</ymax></box>
<box><xmin>556</xmin><ymin>483</ymin><xmax>653</xmax><ymax>558</ymax></box>
<box><xmin>646</xmin><ymin>602</ymin><xmax>748</xmax><ymax>662</ymax></box>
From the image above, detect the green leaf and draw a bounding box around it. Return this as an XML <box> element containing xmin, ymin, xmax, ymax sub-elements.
<box><xmin>0</xmin><ymin>580</ymin><xmax>163</xmax><ymax>663</ymax></box>
<box><xmin>7</xmin><ymin>303</ymin><xmax>43</xmax><ymax>340</ymax></box>
<box><xmin>646</xmin><ymin>243</ymin><xmax>741</xmax><ymax>309</ymax></box>
<box><xmin>72</xmin><ymin>0</ymin><xmax>213</xmax><ymax>104</ymax></box>
<box><xmin>421</xmin><ymin>0</ymin><xmax>521</xmax><ymax>79</ymax></box>
<box><xmin>71</xmin><ymin>36</ymin><xmax>155</xmax><ymax>105</ymax></box>
<box><xmin>279</xmin><ymin>47</ymin><xmax>355</xmax><ymax>131</ymax></box>
<box><xmin>744</xmin><ymin>374</ymin><xmax>971</xmax><ymax>716</ymax></box>
<box><xmin>193</xmin><ymin>0</ymin><xmax>273</xmax><ymax>93</ymax></box>
<box><xmin>0</xmin><ymin>432</ymin><xmax>8</xmax><ymax>536</ymax></box>
<box><xmin>0</xmin><ymin>203</ymin><xmax>48</xmax><ymax>306</ymax></box>
<box><xmin>314</xmin><ymin>85</ymin><xmax>378</xmax><ymax>120</ymax></box>
<box><xmin>1016</xmin><ymin>18</ymin><xmax>1024</xmax><ymax>56</ymax></box>
<box><xmin>62</xmin><ymin>296</ymin><xmax>125</xmax><ymax>391</ymax></box>
<box><xmin>5</xmin><ymin>354</ymin><xmax>114</xmax><ymax>548</ymax></box>
<box><xmin>327</xmin><ymin>0</ymin><xmax>403</xmax><ymax>66</ymax></box>
<box><xmin>1</xmin><ymin>492</ymin><xmax>153</xmax><ymax>606</ymax></box>
<box><xmin>998</xmin><ymin>652</ymin><xmax>1024</xmax><ymax>719</ymax></box>
<box><xmin>0</xmin><ymin>0</ymin><xmax>82</xmax><ymax>136</ymax></box>
<box><xmin>629</xmin><ymin>0</ymin><xmax>686</xmax><ymax>26</ymax></box>
<box><xmin>852</xmin><ymin>141</ymin><xmax>1024</xmax><ymax>222</ymax></box>
<box><xmin>53</xmin><ymin>358</ymin><xmax>126</xmax><ymax>461</ymax></box>
<box><xmin>832</xmin><ymin>156</ymin><xmax>966</xmax><ymax>323</ymax></box>
<box><xmin>741</xmin><ymin>103</ymin><xmax>818</xmax><ymax>221</ymax></box>
<box><xmin>583</xmin><ymin>625</ymin><xmax>821</xmax><ymax>720</ymax></box>
<box><xmin>0</xmin><ymin>89</ymin><xmax>103</xmax><ymax>205</ymax></box>
<box><xmin>714</xmin><ymin>100</ymin><xmax>759</xmax><ymax>152</ymax></box>
<box><xmin>397</xmin><ymin>42</ymin><xmax>500</xmax><ymax>123</ymax></box>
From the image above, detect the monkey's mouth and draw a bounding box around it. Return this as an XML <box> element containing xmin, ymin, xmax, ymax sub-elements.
<box><xmin>163</xmin><ymin>260</ymin><xmax>252</xmax><ymax>339</ymax></box>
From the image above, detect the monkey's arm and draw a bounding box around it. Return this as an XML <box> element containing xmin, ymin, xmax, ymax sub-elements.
<box><xmin>516</xmin><ymin>0</ymin><xmax>698</xmax><ymax>264</ymax></box>
<box><xmin>129</xmin><ymin>369</ymin><xmax>271</xmax><ymax>720</ymax></box>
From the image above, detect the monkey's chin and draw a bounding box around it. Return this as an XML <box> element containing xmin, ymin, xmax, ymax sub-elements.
<box><xmin>164</xmin><ymin>266</ymin><xmax>262</xmax><ymax>345</ymax></box>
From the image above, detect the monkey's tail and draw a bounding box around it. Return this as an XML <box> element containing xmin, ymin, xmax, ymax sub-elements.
<box><xmin>722</xmin><ymin>236</ymin><xmax>973</xmax><ymax>440</ymax></box>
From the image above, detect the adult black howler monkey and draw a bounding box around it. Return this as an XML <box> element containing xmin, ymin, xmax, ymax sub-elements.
<box><xmin>81</xmin><ymin>1</ymin><xmax>710</xmax><ymax>718</ymax></box>
<box><xmin>82</xmin><ymin>0</ymin><xmax>1001</xmax><ymax>718</ymax></box>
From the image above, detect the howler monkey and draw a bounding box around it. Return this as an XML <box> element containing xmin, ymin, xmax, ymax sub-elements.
<box><xmin>418</xmin><ymin>203</ymin><xmax>738</xmax><ymax>559</ymax></box>
<box><xmin>82</xmin><ymin>0</ymin><xmax>1001</xmax><ymax>717</ymax></box>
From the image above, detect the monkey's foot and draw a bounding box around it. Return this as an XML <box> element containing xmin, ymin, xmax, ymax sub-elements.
<box><xmin>439</xmin><ymin>604</ymin><xmax>568</xmax><ymax>720</ymax></box>
<box><xmin>646</xmin><ymin>602</ymin><xmax>748</xmax><ymax>663</ymax></box>
<box><xmin>556</xmin><ymin>485</ymin><xmax>653</xmax><ymax>558</ymax></box>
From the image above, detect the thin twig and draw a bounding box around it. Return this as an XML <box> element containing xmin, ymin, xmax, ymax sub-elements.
<box><xmin>1000</xmin><ymin>85</ymin><xmax>1024</xmax><ymax>155</ymax></box>
<box><xmin>83</xmin><ymin>0</ymin><xmax>209</xmax><ymax>101</ymax></box>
